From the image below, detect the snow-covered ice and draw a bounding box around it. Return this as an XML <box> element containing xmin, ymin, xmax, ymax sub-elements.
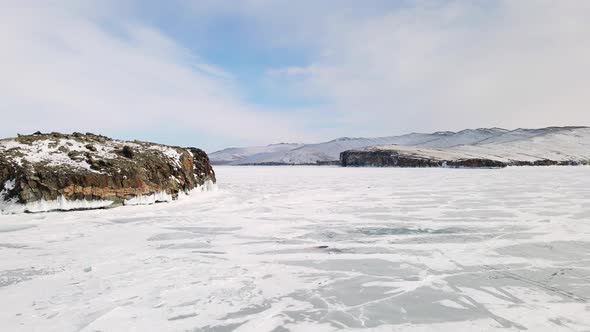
<box><xmin>1</xmin><ymin>166</ymin><xmax>589</xmax><ymax>331</ymax></box>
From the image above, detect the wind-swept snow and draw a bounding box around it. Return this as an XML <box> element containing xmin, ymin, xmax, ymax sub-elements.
<box><xmin>1</xmin><ymin>166</ymin><xmax>589</xmax><ymax>331</ymax></box>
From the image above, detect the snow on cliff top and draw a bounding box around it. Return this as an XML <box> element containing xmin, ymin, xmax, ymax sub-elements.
<box><xmin>0</xmin><ymin>134</ymin><xmax>185</xmax><ymax>172</ymax></box>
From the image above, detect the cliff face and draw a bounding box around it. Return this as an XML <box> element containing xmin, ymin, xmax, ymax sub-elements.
<box><xmin>340</xmin><ymin>150</ymin><xmax>507</xmax><ymax>168</ymax></box>
<box><xmin>0</xmin><ymin>132</ymin><xmax>216</xmax><ymax>213</ymax></box>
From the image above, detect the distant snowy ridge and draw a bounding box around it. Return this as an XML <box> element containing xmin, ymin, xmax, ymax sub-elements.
<box><xmin>209</xmin><ymin>143</ymin><xmax>304</xmax><ymax>165</ymax></box>
<box><xmin>210</xmin><ymin>126</ymin><xmax>590</xmax><ymax>165</ymax></box>
<box><xmin>451</xmin><ymin>127</ymin><xmax>590</xmax><ymax>162</ymax></box>
<box><xmin>342</xmin><ymin>127</ymin><xmax>590</xmax><ymax>167</ymax></box>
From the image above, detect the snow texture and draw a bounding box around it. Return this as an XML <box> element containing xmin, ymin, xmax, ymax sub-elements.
<box><xmin>0</xmin><ymin>137</ymin><xmax>184</xmax><ymax>173</ymax></box>
<box><xmin>1</xmin><ymin>166</ymin><xmax>589</xmax><ymax>331</ymax></box>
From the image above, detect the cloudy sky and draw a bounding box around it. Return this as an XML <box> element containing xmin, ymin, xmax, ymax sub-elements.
<box><xmin>2</xmin><ymin>0</ymin><xmax>589</xmax><ymax>151</ymax></box>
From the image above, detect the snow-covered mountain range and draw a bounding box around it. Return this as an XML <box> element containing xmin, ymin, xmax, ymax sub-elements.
<box><xmin>208</xmin><ymin>143</ymin><xmax>304</xmax><ymax>165</ymax></box>
<box><xmin>210</xmin><ymin>126</ymin><xmax>590</xmax><ymax>165</ymax></box>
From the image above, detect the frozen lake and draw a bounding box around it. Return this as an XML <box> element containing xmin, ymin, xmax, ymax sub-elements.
<box><xmin>1</xmin><ymin>166</ymin><xmax>590</xmax><ymax>331</ymax></box>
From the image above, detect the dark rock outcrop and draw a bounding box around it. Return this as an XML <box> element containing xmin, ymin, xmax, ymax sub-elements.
<box><xmin>0</xmin><ymin>132</ymin><xmax>216</xmax><ymax>213</ymax></box>
<box><xmin>340</xmin><ymin>150</ymin><xmax>507</xmax><ymax>168</ymax></box>
<box><xmin>186</xmin><ymin>147</ymin><xmax>216</xmax><ymax>184</ymax></box>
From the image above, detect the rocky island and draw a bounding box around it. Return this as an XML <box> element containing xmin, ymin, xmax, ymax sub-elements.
<box><xmin>340</xmin><ymin>145</ymin><xmax>508</xmax><ymax>168</ymax></box>
<box><xmin>0</xmin><ymin>132</ymin><xmax>216</xmax><ymax>214</ymax></box>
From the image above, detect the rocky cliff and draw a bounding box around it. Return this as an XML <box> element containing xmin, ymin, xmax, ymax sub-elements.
<box><xmin>340</xmin><ymin>146</ymin><xmax>508</xmax><ymax>168</ymax></box>
<box><xmin>0</xmin><ymin>132</ymin><xmax>216</xmax><ymax>213</ymax></box>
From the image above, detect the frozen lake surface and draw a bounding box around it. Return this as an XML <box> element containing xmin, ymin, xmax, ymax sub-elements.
<box><xmin>1</xmin><ymin>166</ymin><xmax>590</xmax><ymax>331</ymax></box>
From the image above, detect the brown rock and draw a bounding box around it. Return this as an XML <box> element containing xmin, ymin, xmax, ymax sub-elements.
<box><xmin>0</xmin><ymin>132</ymin><xmax>216</xmax><ymax>212</ymax></box>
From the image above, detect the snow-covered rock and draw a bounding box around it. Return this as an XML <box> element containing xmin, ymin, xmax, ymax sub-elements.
<box><xmin>0</xmin><ymin>132</ymin><xmax>216</xmax><ymax>214</ymax></box>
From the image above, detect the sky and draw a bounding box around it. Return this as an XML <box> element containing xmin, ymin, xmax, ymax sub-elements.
<box><xmin>1</xmin><ymin>0</ymin><xmax>590</xmax><ymax>151</ymax></box>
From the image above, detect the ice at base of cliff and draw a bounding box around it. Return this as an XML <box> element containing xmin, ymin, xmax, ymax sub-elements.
<box><xmin>123</xmin><ymin>181</ymin><xmax>217</xmax><ymax>206</ymax></box>
<box><xmin>123</xmin><ymin>191</ymin><xmax>176</xmax><ymax>206</ymax></box>
<box><xmin>0</xmin><ymin>195</ymin><xmax>114</xmax><ymax>214</ymax></box>
<box><xmin>0</xmin><ymin>180</ymin><xmax>217</xmax><ymax>214</ymax></box>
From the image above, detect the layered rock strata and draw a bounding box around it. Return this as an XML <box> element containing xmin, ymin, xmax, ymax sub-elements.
<box><xmin>0</xmin><ymin>132</ymin><xmax>216</xmax><ymax>213</ymax></box>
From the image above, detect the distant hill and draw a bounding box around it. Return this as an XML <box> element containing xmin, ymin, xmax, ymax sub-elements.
<box><xmin>209</xmin><ymin>143</ymin><xmax>304</xmax><ymax>165</ymax></box>
<box><xmin>210</xmin><ymin>127</ymin><xmax>590</xmax><ymax>166</ymax></box>
<box><xmin>341</xmin><ymin>126</ymin><xmax>590</xmax><ymax>168</ymax></box>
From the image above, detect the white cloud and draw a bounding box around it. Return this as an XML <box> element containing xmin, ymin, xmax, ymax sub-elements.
<box><xmin>2</xmin><ymin>0</ymin><xmax>589</xmax><ymax>150</ymax></box>
<box><xmin>267</xmin><ymin>0</ymin><xmax>590</xmax><ymax>135</ymax></box>
<box><xmin>0</xmin><ymin>1</ymin><xmax>320</xmax><ymax>149</ymax></box>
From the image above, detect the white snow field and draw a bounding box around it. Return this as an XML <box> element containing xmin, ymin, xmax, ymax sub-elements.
<box><xmin>1</xmin><ymin>166</ymin><xmax>590</xmax><ymax>331</ymax></box>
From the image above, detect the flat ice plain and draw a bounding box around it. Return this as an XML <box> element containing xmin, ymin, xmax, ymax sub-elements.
<box><xmin>1</xmin><ymin>166</ymin><xmax>590</xmax><ymax>331</ymax></box>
